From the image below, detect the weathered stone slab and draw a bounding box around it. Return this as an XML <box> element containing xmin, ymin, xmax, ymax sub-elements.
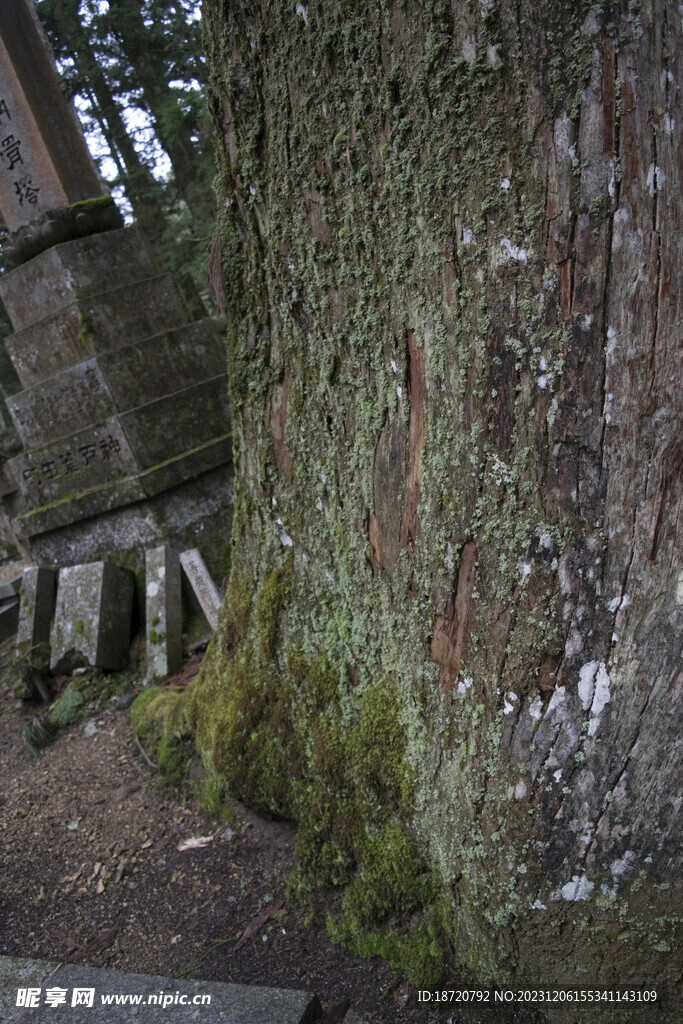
<box><xmin>26</xmin><ymin>464</ymin><xmax>233</xmax><ymax>577</ymax></box>
<box><xmin>0</xmin><ymin>955</ymin><xmax>322</xmax><ymax>1023</ymax></box>
<box><xmin>7</xmin><ymin>325</ymin><xmax>225</xmax><ymax>452</ymax></box>
<box><xmin>4</xmin><ymin>304</ymin><xmax>91</xmax><ymax>387</ymax></box>
<box><xmin>9</xmin><ymin>418</ymin><xmax>138</xmax><ymax>508</ymax></box>
<box><xmin>15</xmin><ymin>566</ymin><xmax>56</xmax><ymax>656</ymax></box>
<box><xmin>50</xmin><ymin>562</ymin><xmax>134</xmax><ymax>672</ymax></box>
<box><xmin>119</xmin><ymin>376</ymin><xmax>229</xmax><ymax>469</ymax></box>
<box><xmin>83</xmin><ymin>276</ymin><xmax>187</xmax><ymax>355</ymax></box>
<box><xmin>0</xmin><ymin>229</ymin><xmax>158</xmax><ymax>331</ymax></box>
<box><xmin>6</xmin><ymin>360</ymin><xmax>115</xmax><ymax>450</ymax></box>
<box><xmin>180</xmin><ymin>549</ymin><xmax>221</xmax><ymax>631</ymax></box>
<box><xmin>99</xmin><ymin>320</ymin><xmax>226</xmax><ymax>411</ymax></box>
<box><xmin>5</xmin><ymin>275</ymin><xmax>186</xmax><ymax>388</ymax></box>
<box><xmin>12</xmin><ymin>436</ymin><xmax>232</xmax><ymax>541</ymax></box>
<box><xmin>145</xmin><ymin>546</ymin><xmax>182</xmax><ymax>680</ymax></box>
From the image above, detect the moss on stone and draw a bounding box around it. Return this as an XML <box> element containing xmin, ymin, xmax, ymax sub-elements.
<box><xmin>67</xmin><ymin>194</ymin><xmax>116</xmax><ymax>212</ymax></box>
<box><xmin>48</xmin><ymin>685</ymin><xmax>85</xmax><ymax>729</ymax></box>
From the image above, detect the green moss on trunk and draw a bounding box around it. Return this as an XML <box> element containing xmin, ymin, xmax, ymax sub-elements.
<box><xmin>142</xmin><ymin>0</ymin><xmax>683</xmax><ymax>1016</ymax></box>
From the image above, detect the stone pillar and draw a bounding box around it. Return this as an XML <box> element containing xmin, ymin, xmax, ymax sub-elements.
<box><xmin>0</xmin><ymin>1</ymin><xmax>121</xmax><ymax>264</ymax></box>
<box><xmin>15</xmin><ymin>565</ymin><xmax>56</xmax><ymax>657</ymax></box>
<box><xmin>145</xmin><ymin>545</ymin><xmax>182</xmax><ymax>680</ymax></box>
<box><xmin>179</xmin><ymin>549</ymin><xmax>221</xmax><ymax>631</ymax></box>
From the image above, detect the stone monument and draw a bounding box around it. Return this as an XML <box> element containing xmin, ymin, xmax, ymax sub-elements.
<box><xmin>0</xmin><ymin>1</ymin><xmax>121</xmax><ymax>262</ymax></box>
<box><xmin>50</xmin><ymin>561</ymin><xmax>134</xmax><ymax>672</ymax></box>
<box><xmin>145</xmin><ymin>545</ymin><xmax>182</xmax><ymax>680</ymax></box>
<box><xmin>0</xmin><ymin>1</ymin><xmax>232</xmax><ymax>577</ymax></box>
<box><xmin>15</xmin><ymin>564</ymin><xmax>55</xmax><ymax>656</ymax></box>
<box><xmin>179</xmin><ymin>548</ymin><xmax>221</xmax><ymax>631</ymax></box>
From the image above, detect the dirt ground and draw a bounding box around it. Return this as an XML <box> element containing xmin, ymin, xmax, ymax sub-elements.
<box><xmin>0</xmin><ymin>661</ymin><xmax>542</xmax><ymax>1024</ymax></box>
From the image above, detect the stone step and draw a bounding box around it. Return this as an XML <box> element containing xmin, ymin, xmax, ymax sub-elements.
<box><xmin>0</xmin><ymin>955</ymin><xmax>322</xmax><ymax>1023</ymax></box>
<box><xmin>13</xmin><ymin>434</ymin><xmax>232</xmax><ymax>540</ymax></box>
<box><xmin>7</xmin><ymin>377</ymin><xmax>230</xmax><ymax>515</ymax></box>
<box><xmin>5</xmin><ymin>274</ymin><xmax>187</xmax><ymax>389</ymax></box>
<box><xmin>6</xmin><ymin>319</ymin><xmax>226</xmax><ymax>453</ymax></box>
<box><xmin>0</xmin><ymin>229</ymin><xmax>160</xmax><ymax>332</ymax></box>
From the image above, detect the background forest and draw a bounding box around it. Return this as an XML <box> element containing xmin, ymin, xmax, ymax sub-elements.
<box><xmin>35</xmin><ymin>0</ymin><xmax>215</xmax><ymax>314</ymax></box>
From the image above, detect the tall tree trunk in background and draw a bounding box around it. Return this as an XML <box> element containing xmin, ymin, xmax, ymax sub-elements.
<box><xmin>39</xmin><ymin>0</ymin><xmax>167</xmax><ymax>238</ymax></box>
<box><xmin>190</xmin><ymin>0</ymin><xmax>680</xmax><ymax>1015</ymax></box>
<box><xmin>106</xmin><ymin>0</ymin><xmax>214</xmax><ymax>227</ymax></box>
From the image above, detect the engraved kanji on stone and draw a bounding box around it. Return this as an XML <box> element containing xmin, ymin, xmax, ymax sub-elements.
<box><xmin>58</xmin><ymin>450</ymin><xmax>77</xmax><ymax>475</ymax></box>
<box><xmin>84</xmin><ymin>366</ymin><xmax>102</xmax><ymax>393</ymax></box>
<box><xmin>40</xmin><ymin>459</ymin><xmax>59</xmax><ymax>480</ymax></box>
<box><xmin>78</xmin><ymin>442</ymin><xmax>97</xmax><ymax>465</ymax></box>
<box><xmin>0</xmin><ymin>99</ymin><xmax>10</xmax><ymax>125</ymax></box>
<box><xmin>22</xmin><ymin>466</ymin><xmax>39</xmax><ymax>486</ymax></box>
<box><xmin>14</xmin><ymin>174</ymin><xmax>40</xmax><ymax>205</ymax></box>
<box><xmin>1</xmin><ymin>133</ymin><xmax>23</xmax><ymax>169</ymax></box>
<box><xmin>99</xmin><ymin>435</ymin><xmax>121</xmax><ymax>460</ymax></box>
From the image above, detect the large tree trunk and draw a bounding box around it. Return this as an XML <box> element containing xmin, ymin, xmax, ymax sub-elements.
<box><xmin>189</xmin><ymin>0</ymin><xmax>681</xmax><ymax>1015</ymax></box>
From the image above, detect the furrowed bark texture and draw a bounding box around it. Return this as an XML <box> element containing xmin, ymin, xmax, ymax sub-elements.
<box><xmin>191</xmin><ymin>1</ymin><xmax>681</xmax><ymax>1014</ymax></box>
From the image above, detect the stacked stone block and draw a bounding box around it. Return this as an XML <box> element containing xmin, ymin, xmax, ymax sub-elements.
<box><xmin>0</xmin><ymin>228</ymin><xmax>232</xmax><ymax>561</ymax></box>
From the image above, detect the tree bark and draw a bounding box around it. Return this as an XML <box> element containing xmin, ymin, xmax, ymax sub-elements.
<box><xmin>193</xmin><ymin>1</ymin><xmax>681</xmax><ymax>1015</ymax></box>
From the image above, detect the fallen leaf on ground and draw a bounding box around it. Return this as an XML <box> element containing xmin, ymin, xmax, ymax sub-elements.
<box><xmin>233</xmin><ymin>900</ymin><xmax>284</xmax><ymax>952</ymax></box>
<box><xmin>177</xmin><ymin>835</ymin><xmax>213</xmax><ymax>852</ymax></box>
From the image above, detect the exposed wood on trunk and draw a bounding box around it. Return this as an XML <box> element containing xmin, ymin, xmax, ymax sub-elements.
<box><xmin>267</xmin><ymin>375</ymin><xmax>292</xmax><ymax>482</ymax></box>
<box><xmin>430</xmin><ymin>541</ymin><xmax>477</xmax><ymax>692</ymax></box>
<box><xmin>400</xmin><ymin>330</ymin><xmax>425</xmax><ymax>552</ymax></box>
<box><xmin>367</xmin><ymin>512</ymin><xmax>384</xmax><ymax>572</ymax></box>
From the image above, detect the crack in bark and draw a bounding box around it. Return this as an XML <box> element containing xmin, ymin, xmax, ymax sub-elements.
<box><xmin>400</xmin><ymin>329</ymin><xmax>426</xmax><ymax>552</ymax></box>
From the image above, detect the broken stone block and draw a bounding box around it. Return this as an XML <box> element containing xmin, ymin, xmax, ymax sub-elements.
<box><xmin>50</xmin><ymin>562</ymin><xmax>134</xmax><ymax>672</ymax></box>
<box><xmin>0</xmin><ymin>573</ymin><xmax>22</xmax><ymax>600</ymax></box>
<box><xmin>179</xmin><ymin>549</ymin><xmax>221</xmax><ymax>631</ymax></box>
<box><xmin>15</xmin><ymin>566</ymin><xmax>56</xmax><ymax>657</ymax></box>
<box><xmin>145</xmin><ymin>546</ymin><xmax>182</xmax><ymax>680</ymax></box>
